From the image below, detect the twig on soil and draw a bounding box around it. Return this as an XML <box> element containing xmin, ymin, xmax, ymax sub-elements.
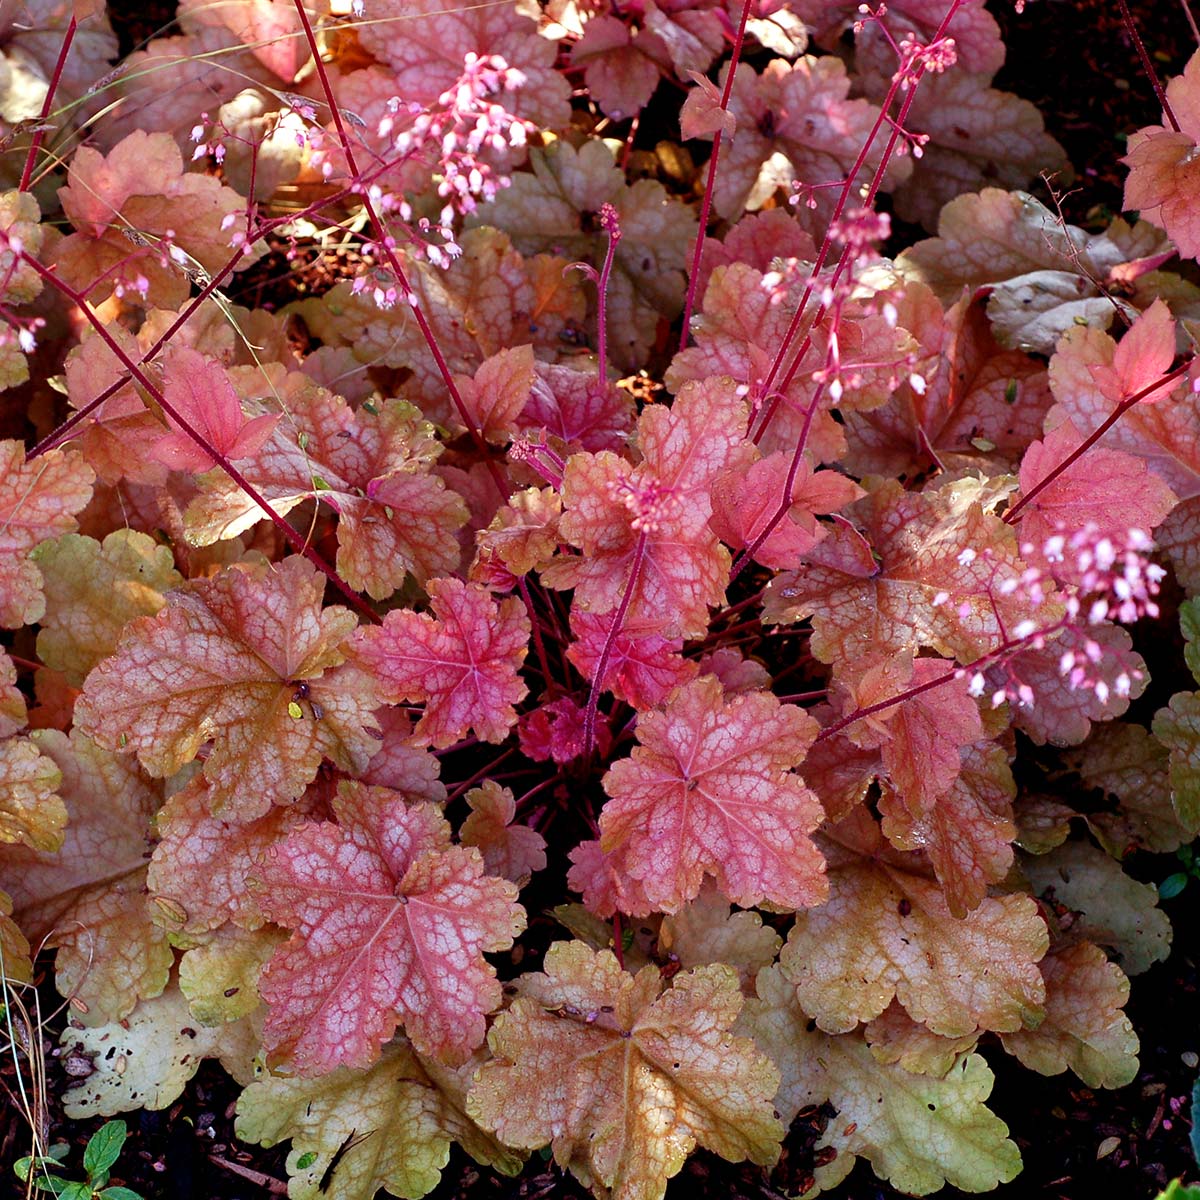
<box><xmin>209</xmin><ymin>1153</ymin><xmax>289</xmax><ymax>1194</ymax></box>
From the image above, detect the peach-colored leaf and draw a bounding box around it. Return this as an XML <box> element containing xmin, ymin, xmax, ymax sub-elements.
<box><xmin>793</xmin><ymin>0</ymin><xmax>1004</xmax><ymax>78</ymax></box>
<box><xmin>0</xmin><ymin>189</ymin><xmax>44</xmax><ymax>307</ymax></box>
<box><xmin>357</xmin><ymin>0</ymin><xmax>570</xmax><ymax>131</ymax></box>
<box><xmin>996</xmin><ymin>622</ymin><xmax>1147</xmax><ymax>748</ymax></box>
<box><xmin>1123</xmin><ymin>51</ymin><xmax>1200</xmax><ymax>258</ymax></box>
<box><xmin>185</xmin><ymin>386</ymin><xmax>467</xmax><ymax>600</ymax></box>
<box><xmin>899</xmin><ymin>191</ymin><xmax>1184</xmax><ymax>354</ymax></box>
<box><xmin>880</xmin><ymin>739</ymin><xmax>1017</xmax><ymax>918</ymax></box>
<box><xmin>520</xmin><ymin>364</ymin><xmax>635</xmax><ymax>455</ymax></box>
<box><xmin>32</xmin><ymin>530</ymin><xmax>182</xmax><ymax>686</ymax></box>
<box><xmin>657</xmin><ymin>883</ymin><xmax>782</xmax><ymax>995</ymax></box>
<box><xmin>571</xmin><ymin>14</ymin><xmax>662</xmax><ymax>120</ymax></box>
<box><xmin>468</xmin><ymin>942</ymin><xmax>784</xmax><ymax>1200</ymax></box>
<box><xmin>0</xmin><ymin>441</ymin><xmax>94</xmax><ymax>628</ymax></box>
<box><xmin>597</xmin><ymin>676</ymin><xmax>827</xmax><ymax>914</ymax></box>
<box><xmin>252</xmin><ymin>782</ymin><xmax>524</xmax><ymax>1073</ymax></box>
<box><xmin>864</xmin><ymin>1003</ymin><xmax>981</xmax><ymax>1078</ymax></box>
<box><xmin>567</xmin><ymin>836</ymin><xmax>655</xmax><ymax>919</ymax></box>
<box><xmin>1</xmin><ymin>729</ymin><xmax>169</xmax><ymax>1023</ymax></box>
<box><xmin>455</xmin><ymin>345</ymin><xmax>536</xmax><ymax>444</ymax></box>
<box><xmin>147</xmin><ymin>779</ymin><xmax>326</xmax><ymax>935</ymax></box>
<box><xmin>461</xmin><ymin>779</ymin><xmax>547</xmax><ymax>886</ymax></box>
<box><xmin>56</xmin><ymin>130</ymin><xmax>258</xmax><ymax>307</ymax></box>
<box><xmin>355</xmin><ymin>707</ymin><xmax>448</xmax><ymax>804</ymax></box>
<box><xmin>844</xmin><ymin>288</ymin><xmax>1053</xmax><ymax>480</ymax></box>
<box><xmin>847</xmin><ymin>656</ymin><xmax>983</xmax><ymax>817</ymax></box>
<box><xmin>471</xmin><ymin>486</ymin><xmax>562</xmax><ymax>591</ymax></box>
<box><xmin>781</xmin><ymin>817</ymin><xmax>1047</xmax><ymax>1035</ymax></box>
<box><xmin>680</xmin><ymin>70</ymin><xmax>736</xmax><ymax>140</ymax></box>
<box><xmin>764</xmin><ymin>477</ymin><xmax>1039</xmax><ymax>685</ymax></box>
<box><xmin>887</xmin><ymin>72</ymin><xmax>1065</xmax><ymax>232</ymax></box>
<box><xmin>1093</xmin><ymin>298</ymin><xmax>1180</xmax><ymax>406</ymax></box>
<box><xmin>74</xmin><ymin>556</ymin><xmax>383</xmax><ymax>819</ymax></box>
<box><xmin>1001</xmin><ymin>941</ymin><xmax>1138</xmax><ymax>1089</ymax></box>
<box><xmin>351</xmin><ymin>578</ymin><xmax>529</xmax><ymax>748</ymax></box>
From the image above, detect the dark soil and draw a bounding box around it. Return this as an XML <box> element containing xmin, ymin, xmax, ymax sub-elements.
<box><xmin>4</xmin><ymin>1</ymin><xmax>1199</xmax><ymax>1198</ymax></box>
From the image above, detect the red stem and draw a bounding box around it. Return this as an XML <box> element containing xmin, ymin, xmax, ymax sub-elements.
<box><xmin>596</xmin><ymin>222</ymin><xmax>621</xmax><ymax>386</ymax></box>
<box><xmin>445</xmin><ymin>748</ymin><xmax>516</xmax><ymax>804</ymax></box>
<box><xmin>754</xmin><ymin>0</ymin><xmax>965</xmax><ymax>442</ymax></box>
<box><xmin>728</xmin><ymin>351</ymin><xmax>833</xmax><ymax>583</ymax></box>
<box><xmin>678</xmin><ymin>0</ymin><xmax>753</xmax><ymax>350</ymax></box>
<box><xmin>30</xmin><ymin>154</ymin><xmax>411</xmax><ymax>461</ymax></box>
<box><xmin>1116</xmin><ymin>0</ymin><xmax>1180</xmax><ymax>132</ymax></box>
<box><xmin>1003</xmin><ymin>357</ymin><xmax>1193</xmax><ymax>525</ymax></box>
<box><xmin>583</xmin><ymin>532</ymin><xmax>647</xmax><ymax>757</ymax></box>
<box><xmin>817</xmin><ymin>617</ymin><xmax>1069</xmax><ymax>742</ymax></box>
<box><xmin>19</xmin><ymin>16</ymin><xmax>76</xmax><ymax>192</ymax></box>
<box><xmin>24</xmin><ymin>253</ymin><xmax>378</xmax><ymax>623</ymax></box>
<box><xmin>290</xmin><ymin>0</ymin><xmax>508</xmax><ymax>500</ymax></box>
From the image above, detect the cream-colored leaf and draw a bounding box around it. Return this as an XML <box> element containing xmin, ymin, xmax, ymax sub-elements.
<box><xmin>60</xmin><ymin>985</ymin><xmax>259</xmax><ymax>1118</ymax></box>
<box><xmin>742</xmin><ymin>965</ymin><xmax>1022</xmax><ymax>1195</ymax></box>
<box><xmin>236</xmin><ymin>1040</ymin><xmax>522</xmax><ymax>1200</ymax></box>
<box><xmin>179</xmin><ymin>924</ymin><xmax>286</xmax><ymax>1025</ymax></box>
<box><xmin>1001</xmin><ymin>942</ymin><xmax>1138</xmax><ymax>1089</ymax></box>
<box><xmin>1022</xmin><ymin>840</ymin><xmax>1171</xmax><ymax>976</ymax></box>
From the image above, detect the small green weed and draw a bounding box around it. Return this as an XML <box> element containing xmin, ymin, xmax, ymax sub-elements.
<box><xmin>14</xmin><ymin>1120</ymin><xmax>143</xmax><ymax>1200</ymax></box>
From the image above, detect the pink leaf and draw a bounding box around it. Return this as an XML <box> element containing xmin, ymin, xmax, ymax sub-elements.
<box><xmin>253</xmin><ymin>782</ymin><xmax>524</xmax><ymax>1072</ymax></box>
<box><xmin>351</xmin><ymin>579</ymin><xmax>530</xmax><ymax>748</ymax></box>
<box><xmin>597</xmin><ymin>676</ymin><xmax>828</xmax><ymax>914</ymax></box>
<box><xmin>1123</xmin><ymin>52</ymin><xmax>1200</xmax><ymax>258</ymax></box>
<box><xmin>151</xmin><ymin>347</ymin><xmax>280</xmax><ymax>473</ymax></box>
<box><xmin>1017</xmin><ymin>419</ymin><xmax>1178</xmax><ymax>585</ymax></box>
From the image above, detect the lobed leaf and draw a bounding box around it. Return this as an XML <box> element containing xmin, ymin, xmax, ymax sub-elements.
<box><xmin>75</xmin><ymin>556</ymin><xmax>383</xmax><ymax>819</ymax></box>
<box><xmin>742</xmin><ymin>964</ymin><xmax>1022</xmax><ymax>1196</ymax></box>
<box><xmin>351</xmin><ymin>578</ymin><xmax>529</xmax><ymax>748</ymax></box>
<box><xmin>594</xmin><ymin>676</ymin><xmax>827</xmax><ymax>915</ymax></box>
<box><xmin>468</xmin><ymin>942</ymin><xmax>784</xmax><ymax>1200</ymax></box>
<box><xmin>0</xmin><ymin>441</ymin><xmax>94</xmax><ymax>628</ymax></box>
<box><xmin>252</xmin><ymin>782</ymin><xmax>525</xmax><ymax>1073</ymax></box>
<box><xmin>236</xmin><ymin>1041</ymin><xmax>523</xmax><ymax>1200</ymax></box>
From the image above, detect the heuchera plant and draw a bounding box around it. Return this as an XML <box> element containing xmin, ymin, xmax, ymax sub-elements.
<box><xmin>1</xmin><ymin>0</ymin><xmax>1199</xmax><ymax>1196</ymax></box>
